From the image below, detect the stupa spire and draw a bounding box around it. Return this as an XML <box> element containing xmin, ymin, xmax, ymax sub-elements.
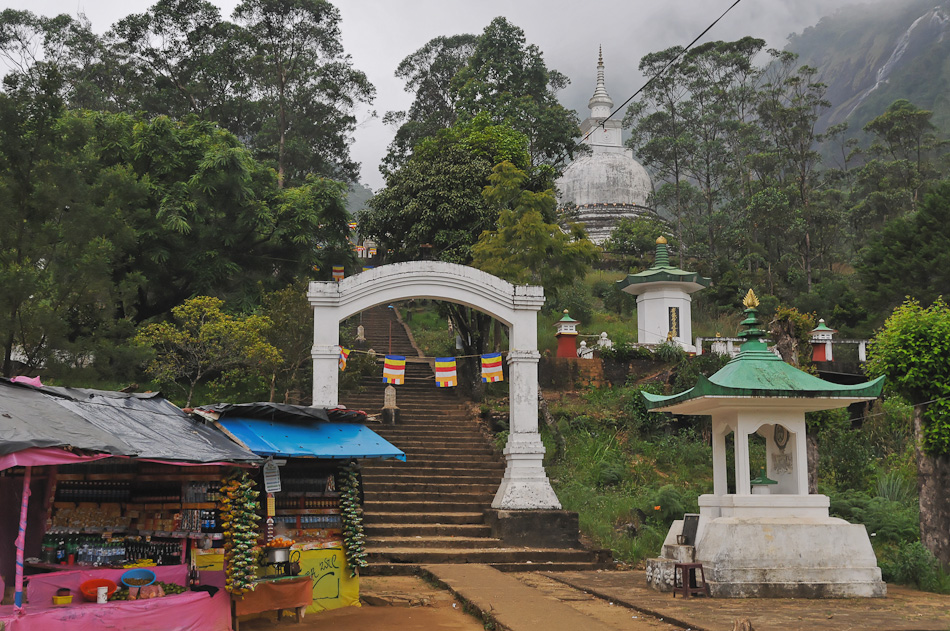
<box><xmin>588</xmin><ymin>45</ymin><xmax>614</xmax><ymax>114</ymax></box>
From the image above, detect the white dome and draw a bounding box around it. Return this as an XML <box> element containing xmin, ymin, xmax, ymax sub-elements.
<box><xmin>557</xmin><ymin>150</ymin><xmax>653</xmax><ymax>208</ymax></box>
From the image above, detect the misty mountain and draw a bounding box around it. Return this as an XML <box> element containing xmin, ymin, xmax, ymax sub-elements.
<box><xmin>786</xmin><ymin>0</ymin><xmax>950</xmax><ymax>136</ymax></box>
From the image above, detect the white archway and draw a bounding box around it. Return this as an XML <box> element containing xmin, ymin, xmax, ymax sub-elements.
<box><xmin>308</xmin><ymin>261</ymin><xmax>560</xmax><ymax>510</ymax></box>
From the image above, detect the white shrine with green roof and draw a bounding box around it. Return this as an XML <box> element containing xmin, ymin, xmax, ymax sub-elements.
<box><xmin>618</xmin><ymin>237</ymin><xmax>710</xmax><ymax>351</ymax></box>
<box><xmin>642</xmin><ymin>290</ymin><xmax>887</xmax><ymax>598</ymax></box>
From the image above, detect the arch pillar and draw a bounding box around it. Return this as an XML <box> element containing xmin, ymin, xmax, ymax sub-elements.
<box><xmin>307</xmin><ymin>261</ymin><xmax>560</xmax><ymax>510</ymax></box>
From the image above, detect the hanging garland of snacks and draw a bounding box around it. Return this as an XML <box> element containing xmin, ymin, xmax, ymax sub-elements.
<box><xmin>220</xmin><ymin>472</ymin><xmax>261</xmax><ymax>595</ymax></box>
<box><xmin>338</xmin><ymin>461</ymin><xmax>366</xmax><ymax>577</ymax></box>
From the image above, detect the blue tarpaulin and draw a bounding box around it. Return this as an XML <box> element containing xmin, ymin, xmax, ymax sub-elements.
<box><xmin>218</xmin><ymin>418</ymin><xmax>405</xmax><ymax>461</ymax></box>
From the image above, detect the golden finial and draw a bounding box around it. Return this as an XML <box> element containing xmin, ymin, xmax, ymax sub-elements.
<box><xmin>656</xmin><ymin>236</ymin><xmax>668</xmax><ymax>244</ymax></box>
<box><xmin>742</xmin><ymin>289</ymin><xmax>759</xmax><ymax>309</ymax></box>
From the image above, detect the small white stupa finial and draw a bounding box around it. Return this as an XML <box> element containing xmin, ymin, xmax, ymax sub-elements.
<box><xmin>589</xmin><ymin>45</ymin><xmax>613</xmax><ymax>113</ymax></box>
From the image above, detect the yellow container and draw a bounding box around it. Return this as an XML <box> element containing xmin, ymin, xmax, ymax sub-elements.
<box><xmin>52</xmin><ymin>594</ymin><xmax>73</xmax><ymax>605</ymax></box>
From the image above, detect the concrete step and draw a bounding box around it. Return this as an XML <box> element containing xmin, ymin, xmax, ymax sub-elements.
<box><xmin>363</xmin><ymin>523</ymin><xmax>493</xmax><ymax>538</ymax></box>
<box><xmin>363</xmin><ymin>560</ymin><xmax>614</xmax><ymax>575</ymax></box>
<box><xmin>364</xmin><ymin>491</ymin><xmax>494</xmax><ymax>503</ymax></box>
<box><xmin>362</xmin><ymin>482</ymin><xmax>498</xmax><ymax>493</ymax></box>
<box><xmin>366</xmin><ymin>536</ymin><xmax>502</xmax><ymax>549</ymax></box>
<box><xmin>365</xmin><ymin>547</ymin><xmax>602</xmax><ymax>564</ymax></box>
<box><xmin>362</xmin><ymin>474</ymin><xmax>501</xmax><ymax>486</ymax></box>
<box><xmin>364</xmin><ymin>511</ymin><xmax>485</xmax><ymax>525</ymax></box>
<box><xmin>364</xmin><ymin>500</ymin><xmax>492</xmax><ymax>513</ymax></box>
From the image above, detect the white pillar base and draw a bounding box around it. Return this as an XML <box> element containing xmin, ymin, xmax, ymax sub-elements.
<box><xmin>492</xmin><ymin>433</ymin><xmax>561</xmax><ymax>509</ymax></box>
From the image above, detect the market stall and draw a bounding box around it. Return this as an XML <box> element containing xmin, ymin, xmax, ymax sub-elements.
<box><xmin>0</xmin><ymin>378</ymin><xmax>259</xmax><ymax>631</ymax></box>
<box><xmin>193</xmin><ymin>402</ymin><xmax>405</xmax><ymax>617</ymax></box>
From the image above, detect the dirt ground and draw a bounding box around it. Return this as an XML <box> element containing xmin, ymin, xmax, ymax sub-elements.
<box><xmin>242</xmin><ymin>571</ymin><xmax>950</xmax><ymax>631</ymax></box>
<box><xmin>241</xmin><ymin>574</ymin><xmax>688</xmax><ymax>631</ymax></box>
<box><xmin>237</xmin><ymin>576</ymin><xmax>486</xmax><ymax>631</ymax></box>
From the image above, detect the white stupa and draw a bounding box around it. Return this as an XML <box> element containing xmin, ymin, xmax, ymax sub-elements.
<box><xmin>557</xmin><ymin>48</ymin><xmax>656</xmax><ymax>244</ymax></box>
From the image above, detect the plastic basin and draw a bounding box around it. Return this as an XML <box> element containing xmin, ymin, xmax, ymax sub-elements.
<box><xmin>121</xmin><ymin>568</ymin><xmax>157</xmax><ymax>588</ymax></box>
<box><xmin>79</xmin><ymin>578</ymin><xmax>118</xmax><ymax>602</ymax></box>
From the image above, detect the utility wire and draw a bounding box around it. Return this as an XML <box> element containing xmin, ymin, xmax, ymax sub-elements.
<box><xmin>571</xmin><ymin>0</ymin><xmax>744</xmax><ymax>151</ymax></box>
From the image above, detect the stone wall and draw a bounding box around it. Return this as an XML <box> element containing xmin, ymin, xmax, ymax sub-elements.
<box><xmin>539</xmin><ymin>356</ymin><xmax>605</xmax><ymax>390</ymax></box>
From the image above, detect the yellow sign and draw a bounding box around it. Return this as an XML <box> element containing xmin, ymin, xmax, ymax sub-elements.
<box><xmin>191</xmin><ymin>547</ymin><xmax>358</xmax><ymax>613</ymax></box>
<box><xmin>298</xmin><ymin>548</ymin><xmax>359</xmax><ymax>613</ymax></box>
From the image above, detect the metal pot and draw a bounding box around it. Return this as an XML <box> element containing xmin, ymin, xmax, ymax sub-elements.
<box><xmin>265</xmin><ymin>547</ymin><xmax>290</xmax><ymax>564</ymax></box>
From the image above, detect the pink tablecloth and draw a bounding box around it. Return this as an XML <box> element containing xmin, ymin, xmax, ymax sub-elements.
<box><xmin>0</xmin><ymin>566</ymin><xmax>231</xmax><ymax>631</ymax></box>
<box><xmin>27</xmin><ymin>564</ymin><xmax>225</xmax><ymax>607</ymax></box>
<box><xmin>0</xmin><ymin>589</ymin><xmax>230</xmax><ymax>631</ymax></box>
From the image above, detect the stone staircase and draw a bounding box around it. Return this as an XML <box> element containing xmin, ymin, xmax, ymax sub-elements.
<box><xmin>340</xmin><ymin>304</ymin><xmax>612</xmax><ymax>573</ymax></box>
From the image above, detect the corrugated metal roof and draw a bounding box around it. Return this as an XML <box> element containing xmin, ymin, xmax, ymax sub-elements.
<box><xmin>0</xmin><ymin>379</ymin><xmax>258</xmax><ymax>462</ymax></box>
<box><xmin>218</xmin><ymin>417</ymin><xmax>405</xmax><ymax>461</ymax></box>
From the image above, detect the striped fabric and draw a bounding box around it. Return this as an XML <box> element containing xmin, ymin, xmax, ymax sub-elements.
<box><xmin>339</xmin><ymin>347</ymin><xmax>350</xmax><ymax>371</ymax></box>
<box><xmin>481</xmin><ymin>353</ymin><xmax>504</xmax><ymax>383</ymax></box>
<box><xmin>435</xmin><ymin>357</ymin><xmax>457</xmax><ymax>387</ymax></box>
<box><xmin>383</xmin><ymin>355</ymin><xmax>406</xmax><ymax>384</ymax></box>
<box><xmin>332</xmin><ymin>266</ymin><xmax>344</xmax><ymax>281</ymax></box>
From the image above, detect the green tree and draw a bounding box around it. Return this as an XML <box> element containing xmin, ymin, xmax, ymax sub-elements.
<box><xmin>857</xmin><ymin>180</ymin><xmax>950</xmax><ymax>315</ymax></box>
<box><xmin>850</xmin><ymin>100</ymin><xmax>946</xmax><ymax>235</ymax></box>
<box><xmin>134</xmin><ymin>295</ymin><xmax>280</xmax><ymax>407</ymax></box>
<box><xmin>755</xmin><ymin>52</ymin><xmax>831</xmax><ymax>292</ymax></box>
<box><xmin>361</xmin><ymin>113</ymin><xmax>531</xmax><ymax>264</ymax></box>
<box><xmin>260</xmin><ymin>282</ymin><xmax>312</xmax><ymax>403</ymax></box>
<box><xmin>450</xmin><ymin>17</ymin><xmax>580</xmax><ymax>169</ymax></box>
<box><xmin>0</xmin><ymin>75</ymin><xmax>128</xmax><ymax>376</ymax></box>
<box><xmin>866</xmin><ymin>297</ymin><xmax>950</xmax><ymax>568</ymax></box>
<box><xmin>108</xmin><ymin>0</ymin><xmax>251</xmax><ymax>122</ymax></box>
<box><xmin>234</xmin><ymin>0</ymin><xmax>375</xmax><ymax>185</ymax></box>
<box><xmin>472</xmin><ymin>161</ymin><xmax>599</xmax><ymax>302</ymax></box>
<box><xmin>602</xmin><ymin>216</ymin><xmax>673</xmax><ymax>267</ymax></box>
<box><xmin>382</xmin><ymin>34</ymin><xmax>477</xmax><ymax>175</ymax></box>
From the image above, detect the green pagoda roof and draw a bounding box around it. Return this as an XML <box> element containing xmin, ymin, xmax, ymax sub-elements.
<box><xmin>617</xmin><ymin>237</ymin><xmax>711</xmax><ymax>295</ymax></box>
<box><xmin>556</xmin><ymin>310</ymin><xmax>579</xmax><ymax>324</ymax></box>
<box><xmin>643</xmin><ymin>290</ymin><xmax>884</xmax><ymax>414</ymax></box>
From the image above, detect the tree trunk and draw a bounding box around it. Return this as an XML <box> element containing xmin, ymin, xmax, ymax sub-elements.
<box><xmin>914</xmin><ymin>405</ymin><xmax>950</xmax><ymax>569</ymax></box>
<box><xmin>538</xmin><ymin>389</ymin><xmax>565</xmax><ymax>463</ymax></box>
<box><xmin>806</xmin><ymin>435</ymin><xmax>818</xmax><ymax>494</ymax></box>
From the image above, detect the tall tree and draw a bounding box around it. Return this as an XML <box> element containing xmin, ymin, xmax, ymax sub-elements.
<box><xmin>866</xmin><ymin>296</ymin><xmax>950</xmax><ymax>569</ymax></box>
<box><xmin>450</xmin><ymin>17</ymin><xmax>580</xmax><ymax>170</ymax></box>
<box><xmin>755</xmin><ymin>52</ymin><xmax>831</xmax><ymax>292</ymax></box>
<box><xmin>382</xmin><ymin>34</ymin><xmax>477</xmax><ymax>175</ymax></box>
<box><xmin>623</xmin><ymin>46</ymin><xmax>693</xmax><ymax>262</ymax></box>
<box><xmin>472</xmin><ymin>161</ymin><xmax>598</xmax><ymax>301</ymax></box>
<box><xmin>0</xmin><ymin>84</ymin><xmax>124</xmax><ymax>376</ymax></box>
<box><xmin>233</xmin><ymin>0</ymin><xmax>374</xmax><ymax>186</ymax></box>
<box><xmin>857</xmin><ymin>180</ymin><xmax>950</xmax><ymax>315</ymax></box>
<box><xmin>108</xmin><ymin>0</ymin><xmax>252</xmax><ymax>122</ymax></box>
<box><xmin>362</xmin><ymin>113</ymin><xmax>531</xmax><ymax>264</ymax></box>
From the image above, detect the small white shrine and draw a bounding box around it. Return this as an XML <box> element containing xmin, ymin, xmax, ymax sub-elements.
<box><xmin>617</xmin><ymin>237</ymin><xmax>710</xmax><ymax>352</ymax></box>
<box><xmin>642</xmin><ymin>290</ymin><xmax>886</xmax><ymax>598</ymax></box>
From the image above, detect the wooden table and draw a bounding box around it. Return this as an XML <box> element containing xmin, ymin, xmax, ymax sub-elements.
<box><xmin>230</xmin><ymin>576</ymin><xmax>313</xmax><ymax>631</ymax></box>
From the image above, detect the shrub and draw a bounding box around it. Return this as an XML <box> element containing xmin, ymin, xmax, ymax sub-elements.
<box><xmin>880</xmin><ymin>542</ymin><xmax>950</xmax><ymax>593</ymax></box>
<box><xmin>875</xmin><ymin>470</ymin><xmax>916</xmax><ymax>505</ymax></box>
<box><xmin>828</xmin><ymin>490</ymin><xmax>918</xmax><ymax>544</ymax></box>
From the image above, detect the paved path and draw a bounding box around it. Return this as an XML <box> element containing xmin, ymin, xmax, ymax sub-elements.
<box><xmin>423</xmin><ymin>564</ymin><xmax>619</xmax><ymax>631</ymax></box>
<box><xmin>545</xmin><ymin>570</ymin><xmax>950</xmax><ymax>631</ymax></box>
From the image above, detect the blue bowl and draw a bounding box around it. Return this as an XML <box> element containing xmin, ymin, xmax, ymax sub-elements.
<box><xmin>120</xmin><ymin>568</ymin><xmax>157</xmax><ymax>588</ymax></box>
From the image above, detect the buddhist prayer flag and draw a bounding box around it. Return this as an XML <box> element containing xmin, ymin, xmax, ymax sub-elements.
<box><xmin>348</xmin><ymin>221</ymin><xmax>358</xmax><ymax>230</ymax></box>
<box><xmin>339</xmin><ymin>347</ymin><xmax>350</xmax><ymax>371</ymax></box>
<box><xmin>481</xmin><ymin>353</ymin><xmax>504</xmax><ymax>383</ymax></box>
<box><xmin>435</xmin><ymin>357</ymin><xmax>457</xmax><ymax>387</ymax></box>
<box><xmin>383</xmin><ymin>355</ymin><xmax>406</xmax><ymax>384</ymax></box>
<box><xmin>332</xmin><ymin>266</ymin><xmax>344</xmax><ymax>281</ymax></box>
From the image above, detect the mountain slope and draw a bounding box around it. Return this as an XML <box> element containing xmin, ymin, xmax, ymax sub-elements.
<box><xmin>786</xmin><ymin>0</ymin><xmax>950</xmax><ymax>135</ymax></box>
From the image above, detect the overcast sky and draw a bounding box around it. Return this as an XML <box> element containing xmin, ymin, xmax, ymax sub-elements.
<box><xmin>7</xmin><ymin>0</ymin><xmax>867</xmax><ymax>189</ymax></box>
